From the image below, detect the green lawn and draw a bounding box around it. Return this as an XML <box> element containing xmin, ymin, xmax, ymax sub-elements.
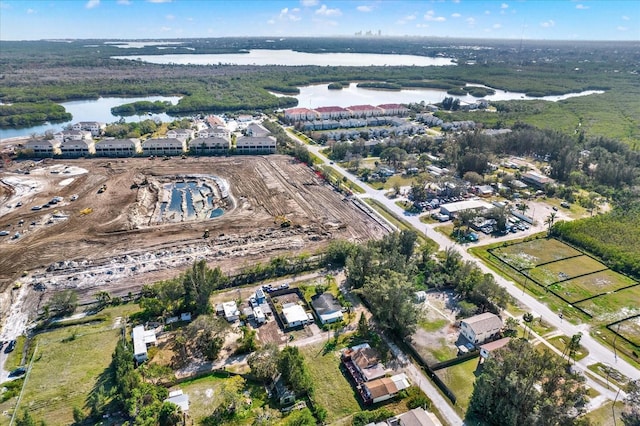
<box><xmin>299</xmin><ymin>343</ymin><xmax>361</xmax><ymax>423</ymax></box>
<box><xmin>178</xmin><ymin>373</ymin><xmax>274</xmax><ymax>425</ymax></box>
<box><xmin>13</xmin><ymin>304</ymin><xmax>141</xmax><ymax>425</ymax></box>
<box><xmin>4</xmin><ymin>336</ymin><xmax>28</xmax><ymax>371</ymax></box>
<box><xmin>492</xmin><ymin>238</ymin><xmax>581</xmax><ymax>268</ymax></box>
<box><xmin>574</xmin><ymin>285</ymin><xmax>640</xmax><ymax>322</ymax></box>
<box><xmin>435</xmin><ymin>358</ymin><xmax>479</xmax><ymax>416</ymax></box>
<box><xmin>529</xmin><ymin>255</ymin><xmax>607</xmax><ymax>287</ymax></box>
<box><xmin>561</xmin><ymin>270</ymin><xmax>637</xmax><ymax>301</ymax></box>
<box><xmin>582</xmin><ymin>401</ymin><xmax>625</xmax><ymax>426</ymax></box>
<box><xmin>419</xmin><ymin>318</ymin><xmax>449</xmax><ymax>333</ymax></box>
<box><xmin>547</xmin><ymin>335</ymin><xmax>589</xmax><ymax>362</ymax></box>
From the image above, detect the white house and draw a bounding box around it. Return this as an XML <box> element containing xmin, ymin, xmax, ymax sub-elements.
<box><xmin>245</xmin><ymin>123</ymin><xmax>271</xmax><ymax>138</ymax></box>
<box><xmin>222</xmin><ymin>301</ymin><xmax>240</xmax><ymax>322</ymax></box>
<box><xmin>439</xmin><ymin>199</ymin><xmax>493</xmax><ymax>218</ymax></box>
<box><xmin>22</xmin><ymin>139</ymin><xmax>55</xmax><ymax>157</ymax></box>
<box><xmin>314</xmin><ymin>106</ymin><xmax>349</xmax><ymax>120</ymax></box>
<box><xmin>346</xmin><ymin>104</ymin><xmax>383</xmax><ymax>118</ymax></box>
<box><xmin>197</xmin><ymin>125</ymin><xmax>231</xmax><ymax>140</ymax></box>
<box><xmin>55</xmin><ymin>130</ymin><xmax>92</xmax><ymax>144</ymax></box>
<box><xmin>281</xmin><ymin>303</ymin><xmax>308</xmax><ymax>328</ymax></box>
<box><xmin>188</xmin><ymin>137</ymin><xmax>231</xmax><ymax>155</ymax></box>
<box><xmin>59</xmin><ymin>138</ymin><xmax>91</xmax><ymax>157</ymax></box>
<box><xmin>72</xmin><ymin>121</ymin><xmax>105</xmax><ymax>137</ymax></box>
<box><xmin>132</xmin><ymin>325</ymin><xmax>157</xmax><ymax>363</ymax></box>
<box><xmin>94</xmin><ymin>138</ymin><xmax>138</xmax><ymax>157</ymax></box>
<box><xmin>253</xmin><ymin>306</ymin><xmax>266</xmax><ymax>324</ymax></box>
<box><xmin>377</xmin><ymin>103</ymin><xmax>409</xmax><ymax>116</ymax></box>
<box><xmin>459</xmin><ymin>312</ymin><xmax>503</xmax><ymax>345</ymax></box>
<box><xmin>166</xmin><ymin>129</ymin><xmax>194</xmax><ymax>142</ymax></box>
<box><xmin>142</xmin><ymin>138</ymin><xmax>184</xmax><ymax>156</ymax></box>
<box><xmin>284</xmin><ymin>107</ymin><xmax>319</xmax><ymax>122</ymax></box>
<box><xmin>235</xmin><ymin>135</ymin><xmax>277</xmax><ymax>154</ymax></box>
<box><xmin>479</xmin><ymin>337</ymin><xmax>511</xmax><ymax>364</ymax></box>
<box><xmin>310</xmin><ymin>293</ymin><xmax>343</xmax><ymax>325</ymax></box>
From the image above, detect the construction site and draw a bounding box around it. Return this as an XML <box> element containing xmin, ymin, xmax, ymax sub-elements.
<box><xmin>0</xmin><ymin>155</ymin><xmax>387</xmax><ymax>338</ymax></box>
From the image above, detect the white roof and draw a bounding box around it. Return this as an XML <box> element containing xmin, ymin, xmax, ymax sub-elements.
<box><xmin>390</xmin><ymin>373</ymin><xmax>410</xmax><ymax>392</ymax></box>
<box><xmin>440</xmin><ymin>199</ymin><xmax>493</xmax><ymax>214</ymax></box>
<box><xmin>253</xmin><ymin>306</ymin><xmax>265</xmax><ymax>319</ymax></box>
<box><xmin>223</xmin><ymin>301</ymin><xmax>239</xmax><ymax>318</ymax></box>
<box><xmin>165</xmin><ymin>391</ymin><xmax>189</xmax><ymax>412</ymax></box>
<box><xmin>282</xmin><ymin>304</ymin><xmax>308</xmax><ymax>324</ymax></box>
<box><xmin>132</xmin><ymin>325</ymin><xmax>147</xmax><ymax>356</ymax></box>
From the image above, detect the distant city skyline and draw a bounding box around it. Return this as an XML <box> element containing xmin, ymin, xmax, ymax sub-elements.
<box><xmin>0</xmin><ymin>0</ymin><xmax>638</xmax><ymax>41</ymax></box>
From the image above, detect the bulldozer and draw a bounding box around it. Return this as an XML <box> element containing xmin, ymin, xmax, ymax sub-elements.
<box><xmin>275</xmin><ymin>215</ymin><xmax>291</xmax><ymax>228</ymax></box>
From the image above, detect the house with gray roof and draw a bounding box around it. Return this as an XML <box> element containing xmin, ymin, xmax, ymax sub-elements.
<box><xmin>459</xmin><ymin>312</ymin><xmax>503</xmax><ymax>345</ymax></box>
<box><xmin>311</xmin><ymin>293</ymin><xmax>343</xmax><ymax>324</ymax></box>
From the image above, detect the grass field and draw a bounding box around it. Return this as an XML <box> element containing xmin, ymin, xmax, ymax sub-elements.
<box><xmin>528</xmin><ymin>255</ymin><xmax>607</xmax><ymax>287</ymax></box>
<box><xmin>15</xmin><ymin>304</ymin><xmax>140</xmax><ymax>425</ymax></box>
<box><xmin>299</xmin><ymin>343</ymin><xmax>361</xmax><ymax>423</ymax></box>
<box><xmin>178</xmin><ymin>373</ymin><xmax>273</xmax><ymax>425</ymax></box>
<box><xmin>609</xmin><ymin>316</ymin><xmax>640</xmax><ymax>347</ymax></box>
<box><xmin>582</xmin><ymin>401</ymin><xmax>625</xmax><ymax>426</ymax></box>
<box><xmin>557</xmin><ymin>271</ymin><xmax>637</xmax><ymax>303</ymax></box>
<box><xmin>574</xmin><ymin>286</ymin><xmax>640</xmax><ymax>322</ymax></box>
<box><xmin>547</xmin><ymin>335</ymin><xmax>589</xmax><ymax>362</ymax></box>
<box><xmin>492</xmin><ymin>238</ymin><xmax>582</xmax><ymax>269</ymax></box>
<box><xmin>434</xmin><ymin>358</ymin><xmax>479</xmax><ymax>417</ymax></box>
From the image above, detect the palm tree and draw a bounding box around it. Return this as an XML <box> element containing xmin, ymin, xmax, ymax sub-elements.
<box><xmin>544</xmin><ymin>212</ymin><xmax>557</xmax><ymax>235</ymax></box>
<box><xmin>522</xmin><ymin>312</ymin><xmax>534</xmax><ymax>340</ymax></box>
<box><xmin>517</xmin><ymin>203</ymin><xmax>529</xmax><ymax>217</ymax></box>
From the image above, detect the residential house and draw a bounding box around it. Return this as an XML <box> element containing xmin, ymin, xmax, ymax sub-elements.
<box><xmin>374</xmin><ymin>407</ymin><xmax>441</xmax><ymax>426</ymax></box>
<box><xmin>235</xmin><ymin>135</ymin><xmax>277</xmax><ymax>154</ymax></box>
<box><xmin>284</xmin><ymin>107</ymin><xmax>319</xmax><ymax>122</ymax></box>
<box><xmin>132</xmin><ymin>325</ymin><xmax>157</xmax><ymax>363</ymax></box>
<box><xmin>245</xmin><ymin>123</ymin><xmax>271</xmax><ymax>137</ymax></box>
<box><xmin>55</xmin><ymin>130</ymin><xmax>91</xmax><ymax>144</ymax></box>
<box><xmin>459</xmin><ymin>312</ymin><xmax>503</xmax><ymax>345</ymax></box>
<box><xmin>72</xmin><ymin>121</ymin><xmax>105</xmax><ymax>137</ymax></box>
<box><xmin>94</xmin><ymin>138</ymin><xmax>137</xmax><ymax>157</ymax></box>
<box><xmin>255</xmin><ymin>288</ymin><xmax>266</xmax><ymax>304</ymax></box>
<box><xmin>377</xmin><ymin>103</ymin><xmax>408</xmax><ymax>116</ymax></box>
<box><xmin>188</xmin><ymin>137</ymin><xmax>231</xmax><ymax>155</ymax></box>
<box><xmin>142</xmin><ymin>138</ymin><xmax>184</xmax><ymax>156</ymax></box>
<box><xmin>222</xmin><ymin>301</ymin><xmax>240</xmax><ymax>322</ymax></box>
<box><xmin>475</xmin><ymin>185</ymin><xmax>494</xmax><ymax>197</ymax></box>
<box><xmin>166</xmin><ymin>129</ymin><xmax>194</xmax><ymax>142</ymax></box>
<box><xmin>164</xmin><ymin>389</ymin><xmax>189</xmax><ymax>413</ymax></box>
<box><xmin>281</xmin><ymin>303</ymin><xmax>308</xmax><ymax>328</ymax></box>
<box><xmin>197</xmin><ymin>125</ymin><xmax>231</xmax><ymax>140</ymax></box>
<box><xmin>271</xmin><ymin>374</ymin><xmax>296</xmax><ymax>405</ymax></box>
<box><xmin>478</xmin><ymin>337</ymin><xmax>511</xmax><ymax>366</ymax></box>
<box><xmin>59</xmin><ymin>138</ymin><xmax>91</xmax><ymax>158</ymax></box>
<box><xmin>363</xmin><ymin>373</ymin><xmax>410</xmax><ymax>404</ymax></box>
<box><xmin>315</xmin><ymin>106</ymin><xmax>349</xmax><ymax>120</ymax></box>
<box><xmin>345</xmin><ymin>343</ymin><xmax>386</xmax><ymax>381</ymax></box>
<box><xmin>21</xmin><ymin>139</ymin><xmax>55</xmax><ymax>158</ymax></box>
<box><xmin>253</xmin><ymin>306</ymin><xmax>266</xmax><ymax>324</ymax></box>
<box><xmin>310</xmin><ymin>293</ymin><xmax>343</xmax><ymax>325</ymax></box>
<box><xmin>347</xmin><ymin>104</ymin><xmax>383</xmax><ymax>118</ymax></box>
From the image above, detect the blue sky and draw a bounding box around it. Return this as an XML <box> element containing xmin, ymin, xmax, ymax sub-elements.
<box><xmin>1</xmin><ymin>0</ymin><xmax>638</xmax><ymax>41</ymax></box>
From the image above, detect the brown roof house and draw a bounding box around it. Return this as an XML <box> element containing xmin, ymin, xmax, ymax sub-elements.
<box><xmin>348</xmin><ymin>343</ymin><xmax>387</xmax><ymax>381</ymax></box>
<box><xmin>363</xmin><ymin>373</ymin><xmax>410</xmax><ymax>404</ymax></box>
<box><xmin>459</xmin><ymin>312</ymin><xmax>503</xmax><ymax>345</ymax></box>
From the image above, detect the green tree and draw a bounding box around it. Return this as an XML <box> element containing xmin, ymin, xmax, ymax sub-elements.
<box><xmin>357</xmin><ymin>270</ymin><xmax>423</xmax><ymax>337</ymax></box>
<box><xmin>466</xmin><ymin>339</ymin><xmax>587</xmax><ymax>426</ymax></box>
<box><xmin>357</xmin><ymin>312</ymin><xmax>370</xmax><ymax>338</ymax></box>
<box><xmin>278</xmin><ymin>346</ymin><xmax>313</xmax><ymax>395</ymax></box>
<box><xmin>94</xmin><ymin>291</ymin><xmax>111</xmax><ymax>309</ymax></box>
<box><xmin>564</xmin><ymin>332</ymin><xmax>583</xmax><ymax>366</ymax></box>
<box><xmin>522</xmin><ymin>312</ymin><xmax>534</xmax><ymax>340</ymax></box>
<box><xmin>184</xmin><ymin>315</ymin><xmax>230</xmax><ymax>361</ymax></box>
<box><xmin>545</xmin><ymin>212</ymin><xmax>557</xmax><ymax>235</ymax></box>
<box><xmin>182</xmin><ymin>260</ymin><xmax>227</xmax><ymax>315</ymax></box>
<box><xmin>504</xmin><ymin>317</ymin><xmax>520</xmax><ymax>338</ymax></box>
<box><xmin>248</xmin><ymin>343</ymin><xmax>280</xmax><ymax>382</ymax></box>
<box><xmin>158</xmin><ymin>402</ymin><xmax>182</xmax><ymax>426</ymax></box>
<box><xmin>15</xmin><ymin>409</ymin><xmax>44</xmax><ymax>426</ymax></box>
<box><xmin>282</xmin><ymin>408</ymin><xmax>316</xmax><ymax>426</ymax></box>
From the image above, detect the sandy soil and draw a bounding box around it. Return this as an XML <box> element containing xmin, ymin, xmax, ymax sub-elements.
<box><xmin>0</xmin><ymin>155</ymin><xmax>387</xmax><ymax>340</ymax></box>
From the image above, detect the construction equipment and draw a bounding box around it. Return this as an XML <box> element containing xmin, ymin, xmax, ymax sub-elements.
<box><xmin>275</xmin><ymin>215</ymin><xmax>291</xmax><ymax>228</ymax></box>
<box><xmin>97</xmin><ymin>184</ymin><xmax>107</xmax><ymax>194</ymax></box>
<box><xmin>203</xmin><ymin>229</ymin><xmax>210</xmax><ymax>239</ymax></box>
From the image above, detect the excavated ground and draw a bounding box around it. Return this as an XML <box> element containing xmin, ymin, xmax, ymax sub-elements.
<box><xmin>0</xmin><ymin>155</ymin><xmax>386</xmax><ymax>337</ymax></box>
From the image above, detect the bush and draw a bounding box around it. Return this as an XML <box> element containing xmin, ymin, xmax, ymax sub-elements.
<box><xmin>352</xmin><ymin>408</ymin><xmax>394</xmax><ymax>426</ymax></box>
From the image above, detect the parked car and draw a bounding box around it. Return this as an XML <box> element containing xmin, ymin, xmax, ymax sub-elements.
<box><xmin>9</xmin><ymin>367</ymin><xmax>26</xmax><ymax>377</ymax></box>
<box><xmin>5</xmin><ymin>340</ymin><xmax>16</xmax><ymax>353</ymax></box>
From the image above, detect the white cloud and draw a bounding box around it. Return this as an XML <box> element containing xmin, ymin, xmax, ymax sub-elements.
<box><xmin>576</xmin><ymin>4</ymin><xmax>589</xmax><ymax>9</ymax></box>
<box><xmin>300</xmin><ymin>0</ymin><xmax>318</xmax><ymax>6</ymax></box>
<box><xmin>617</xmin><ymin>26</ymin><xmax>628</xmax><ymax>31</ymax></box>
<box><xmin>451</xmin><ymin>13</ymin><xmax>461</xmax><ymax>18</ymax></box>
<box><xmin>484</xmin><ymin>10</ymin><xmax>491</xmax><ymax>15</ymax></box>
<box><xmin>116</xmin><ymin>0</ymin><xmax>130</xmax><ymax>4</ymax></box>
<box><xmin>493</xmin><ymin>23</ymin><xmax>502</xmax><ymax>29</ymax></box>
<box><xmin>86</xmin><ymin>0</ymin><xmax>100</xmax><ymax>9</ymax></box>
<box><xmin>26</xmin><ymin>8</ymin><xmax>36</xmax><ymax>14</ymax></box>
<box><xmin>0</xmin><ymin>2</ymin><xmax>11</xmax><ymax>10</ymax></box>
<box><xmin>416</xmin><ymin>23</ymin><xmax>429</xmax><ymax>28</ymax></box>
<box><xmin>268</xmin><ymin>19</ymin><xmax>275</xmax><ymax>25</ymax></box>
<box><xmin>315</xmin><ymin>4</ymin><xmax>341</xmax><ymax>16</ymax></box>
<box><xmin>452</xmin><ymin>0</ymin><xmax>460</xmax><ymax>3</ymax></box>
<box><xmin>424</xmin><ymin>10</ymin><xmax>446</xmax><ymax>22</ymax></box>
<box><xmin>161</xmin><ymin>26</ymin><xmax>171</xmax><ymax>31</ymax></box>
<box><xmin>466</xmin><ymin>17</ymin><xmax>475</xmax><ymax>25</ymax></box>
<box><xmin>397</xmin><ymin>13</ymin><xmax>416</xmax><ymax>24</ymax></box>
<box><xmin>166</xmin><ymin>14</ymin><xmax>175</xmax><ymax>20</ymax></box>
<box><xmin>540</xmin><ymin>20</ymin><xmax>555</xmax><ymax>28</ymax></box>
<box><xmin>147</xmin><ymin>0</ymin><xmax>172</xmax><ymax>3</ymax></box>
<box><xmin>622</xmin><ymin>15</ymin><xmax>630</xmax><ymax>21</ymax></box>
<box><xmin>501</xmin><ymin>3</ymin><xmax>508</xmax><ymax>9</ymax></box>
<box><xmin>357</xmin><ymin>5</ymin><xmax>372</xmax><ymax>12</ymax></box>
<box><xmin>280</xmin><ymin>7</ymin><xmax>302</xmax><ymax>21</ymax></box>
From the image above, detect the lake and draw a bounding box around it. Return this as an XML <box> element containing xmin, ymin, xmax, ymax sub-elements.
<box><xmin>0</xmin><ymin>96</ymin><xmax>182</xmax><ymax>140</ymax></box>
<box><xmin>112</xmin><ymin>49</ymin><xmax>456</xmax><ymax>67</ymax></box>
<box><xmin>275</xmin><ymin>83</ymin><xmax>605</xmax><ymax>109</ymax></box>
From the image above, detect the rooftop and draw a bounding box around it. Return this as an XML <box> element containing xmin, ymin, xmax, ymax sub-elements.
<box><xmin>311</xmin><ymin>293</ymin><xmax>342</xmax><ymax>315</ymax></box>
<box><xmin>282</xmin><ymin>303</ymin><xmax>308</xmax><ymax>325</ymax></box>
<box><xmin>461</xmin><ymin>312</ymin><xmax>503</xmax><ymax>334</ymax></box>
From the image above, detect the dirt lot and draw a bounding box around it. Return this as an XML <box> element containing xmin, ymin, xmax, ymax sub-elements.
<box><xmin>0</xmin><ymin>155</ymin><xmax>386</xmax><ymax>339</ymax></box>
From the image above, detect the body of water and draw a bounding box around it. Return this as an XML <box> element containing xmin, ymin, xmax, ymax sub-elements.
<box><xmin>276</xmin><ymin>83</ymin><xmax>605</xmax><ymax>109</ymax></box>
<box><xmin>0</xmin><ymin>96</ymin><xmax>182</xmax><ymax>140</ymax></box>
<box><xmin>113</xmin><ymin>49</ymin><xmax>457</xmax><ymax>67</ymax></box>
